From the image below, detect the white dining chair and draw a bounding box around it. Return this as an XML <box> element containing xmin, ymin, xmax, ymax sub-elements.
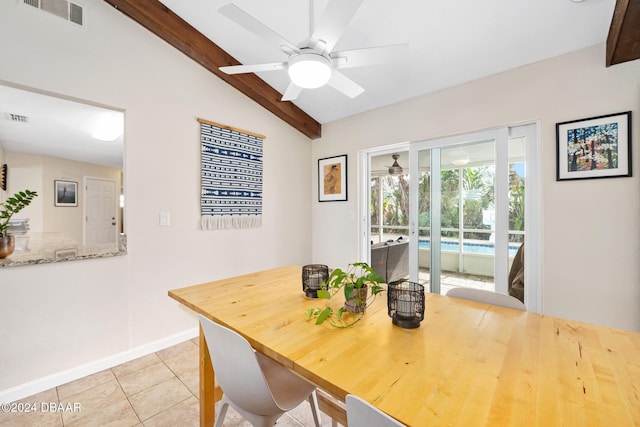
<box><xmin>199</xmin><ymin>315</ymin><xmax>322</xmax><ymax>427</ymax></box>
<box><xmin>446</xmin><ymin>287</ymin><xmax>526</xmax><ymax>311</ymax></box>
<box><xmin>346</xmin><ymin>394</ymin><xmax>405</xmax><ymax>427</ymax></box>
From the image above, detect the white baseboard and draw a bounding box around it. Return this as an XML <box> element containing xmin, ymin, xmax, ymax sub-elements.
<box><xmin>0</xmin><ymin>327</ymin><xmax>198</xmax><ymax>404</ymax></box>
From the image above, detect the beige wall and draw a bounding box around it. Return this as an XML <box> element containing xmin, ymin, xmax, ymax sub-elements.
<box><xmin>312</xmin><ymin>43</ymin><xmax>640</xmax><ymax>332</ymax></box>
<box><xmin>2</xmin><ymin>152</ymin><xmax>44</xmax><ymax>232</ymax></box>
<box><xmin>5</xmin><ymin>151</ymin><xmax>121</xmax><ymax>242</ymax></box>
<box><xmin>0</xmin><ymin>0</ymin><xmax>312</xmax><ymax>398</ymax></box>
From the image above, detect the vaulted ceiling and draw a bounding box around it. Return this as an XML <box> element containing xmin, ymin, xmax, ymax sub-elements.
<box><xmin>104</xmin><ymin>0</ymin><xmax>638</xmax><ymax>140</ymax></box>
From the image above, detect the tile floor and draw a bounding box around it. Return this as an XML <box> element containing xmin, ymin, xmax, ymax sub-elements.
<box><xmin>0</xmin><ymin>338</ymin><xmax>336</xmax><ymax>427</ymax></box>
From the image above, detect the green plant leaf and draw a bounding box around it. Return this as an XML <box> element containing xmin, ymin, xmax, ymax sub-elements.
<box><xmin>317</xmin><ymin>289</ymin><xmax>331</xmax><ymax>299</ymax></box>
<box><xmin>371</xmin><ymin>284</ymin><xmax>385</xmax><ymax>295</ymax></box>
<box><xmin>344</xmin><ymin>283</ymin><xmax>354</xmax><ymax>300</ymax></box>
<box><xmin>0</xmin><ymin>189</ymin><xmax>38</xmax><ymax>236</ymax></box>
<box><xmin>305</xmin><ymin>307</ymin><xmax>320</xmax><ymax>318</ymax></box>
<box><xmin>315</xmin><ymin>307</ymin><xmax>333</xmax><ymax>325</ymax></box>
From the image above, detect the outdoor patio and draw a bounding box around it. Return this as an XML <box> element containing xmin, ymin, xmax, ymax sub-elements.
<box><xmin>417</xmin><ymin>268</ymin><xmax>495</xmax><ymax>295</ymax></box>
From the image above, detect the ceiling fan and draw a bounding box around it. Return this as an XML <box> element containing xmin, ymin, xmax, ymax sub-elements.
<box><xmin>372</xmin><ymin>153</ymin><xmax>405</xmax><ymax>176</ymax></box>
<box><xmin>218</xmin><ymin>0</ymin><xmax>409</xmax><ymax>101</ymax></box>
<box><xmin>387</xmin><ymin>154</ymin><xmax>404</xmax><ymax>175</ymax></box>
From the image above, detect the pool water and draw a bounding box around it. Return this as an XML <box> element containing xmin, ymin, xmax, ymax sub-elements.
<box><xmin>418</xmin><ymin>240</ymin><xmax>520</xmax><ymax>257</ymax></box>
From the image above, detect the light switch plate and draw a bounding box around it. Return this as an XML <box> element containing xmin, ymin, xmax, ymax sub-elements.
<box><xmin>159</xmin><ymin>212</ymin><xmax>171</xmax><ymax>226</ymax></box>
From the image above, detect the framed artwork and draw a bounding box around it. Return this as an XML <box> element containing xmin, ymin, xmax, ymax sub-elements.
<box><xmin>1</xmin><ymin>164</ymin><xmax>6</xmax><ymax>191</ymax></box>
<box><xmin>556</xmin><ymin>111</ymin><xmax>632</xmax><ymax>181</ymax></box>
<box><xmin>54</xmin><ymin>180</ymin><xmax>78</xmax><ymax>207</ymax></box>
<box><xmin>318</xmin><ymin>154</ymin><xmax>347</xmax><ymax>202</ymax></box>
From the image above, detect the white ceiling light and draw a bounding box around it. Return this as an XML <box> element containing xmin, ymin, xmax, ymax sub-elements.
<box><xmin>450</xmin><ymin>147</ymin><xmax>470</xmax><ymax>166</ymax></box>
<box><xmin>451</xmin><ymin>158</ymin><xmax>470</xmax><ymax>166</ymax></box>
<box><xmin>92</xmin><ymin>112</ymin><xmax>123</xmax><ymax>142</ymax></box>
<box><xmin>287</xmin><ymin>51</ymin><xmax>332</xmax><ymax>89</ymax></box>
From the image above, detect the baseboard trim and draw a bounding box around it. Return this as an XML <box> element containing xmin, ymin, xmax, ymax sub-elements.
<box><xmin>0</xmin><ymin>327</ymin><xmax>198</xmax><ymax>404</ymax></box>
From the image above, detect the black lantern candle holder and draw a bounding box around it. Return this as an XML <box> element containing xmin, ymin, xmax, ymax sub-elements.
<box><xmin>388</xmin><ymin>281</ymin><xmax>425</xmax><ymax>329</ymax></box>
<box><xmin>302</xmin><ymin>264</ymin><xmax>328</xmax><ymax>298</ymax></box>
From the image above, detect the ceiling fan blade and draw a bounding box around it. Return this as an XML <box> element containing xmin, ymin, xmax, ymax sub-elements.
<box><xmin>281</xmin><ymin>82</ymin><xmax>303</xmax><ymax>101</ymax></box>
<box><xmin>309</xmin><ymin>0</ymin><xmax>364</xmax><ymax>53</ymax></box>
<box><xmin>220</xmin><ymin>62</ymin><xmax>286</xmax><ymax>75</ymax></box>
<box><xmin>327</xmin><ymin>70</ymin><xmax>364</xmax><ymax>99</ymax></box>
<box><xmin>333</xmin><ymin>44</ymin><xmax>410</xmax><ymax>69</ymax></box>
<box><xmin>219</xmin><ymin>4</ymin><xmax>299</xmax><ymax>54</ymax></box>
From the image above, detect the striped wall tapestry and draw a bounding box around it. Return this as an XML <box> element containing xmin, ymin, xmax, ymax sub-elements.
<box><xmin>199</xmin><ymin>119</ymin><xmax>264</xmax><ymax>230</ymax></box>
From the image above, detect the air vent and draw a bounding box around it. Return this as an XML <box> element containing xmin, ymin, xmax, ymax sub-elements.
<box><xmin>69</xmin><ymin>2</ymin><xmax>82</xmax><ymax>25</ymax></box>
<box><xmin>6</xmin><ymin>113</ymin><xmax>29</xmax><ymax>123</ymax></box>
<box><xmin>23</xmin><ymin>0</ymin><xmax>84</xmax><ymax>26</ymax></box>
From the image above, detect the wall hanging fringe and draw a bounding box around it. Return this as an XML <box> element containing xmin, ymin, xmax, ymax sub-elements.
<box><xmin>199</xmin><ymin>119</ymin><xmax>264</xmax><ymax>230</ymax></box>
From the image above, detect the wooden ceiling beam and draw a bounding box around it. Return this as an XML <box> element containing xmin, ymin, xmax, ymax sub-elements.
<box><xmin>103</xmin><ymin>0</ymin><xmax>321</xmax><ymax>139</ymax></box>
<box><xmin>606</xmin><ymin>0</ymin><xmax>640</xmax><ymax>66</ymax></box>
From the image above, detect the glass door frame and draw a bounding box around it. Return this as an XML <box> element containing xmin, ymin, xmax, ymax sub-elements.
<box><xmin>410</xmin><ymin>129</ymin><xmax>507</xmax><ymax>295</ymax></box>
<box><xmin>360</xmin><ymin>123</ymin><xmax>540</xmax><ymax>312</ymax></box>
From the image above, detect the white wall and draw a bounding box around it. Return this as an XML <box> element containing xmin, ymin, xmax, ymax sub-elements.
<box><xmin>0</xmin><ymin>0</ymin><xmax>312</xmax><ymax>398</ymax></box>
<box><xmin>312</xmin><ymin>44</ymin><xmax>640</xmax><ymax>332</ymax></box>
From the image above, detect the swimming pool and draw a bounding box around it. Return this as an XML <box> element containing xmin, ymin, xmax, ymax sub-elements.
<box><xmin>418</xmin><ymin>240</ymin><xmax>520</xmax><ymax>257</ymax></box>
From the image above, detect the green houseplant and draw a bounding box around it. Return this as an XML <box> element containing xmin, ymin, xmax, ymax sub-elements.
<box><xmin>0</xmin><ymin>189</ymin><xmax>38</xmax><ymax>258</ymax></box>
<box><xmin>306</xmin><ymin>262</ymin><xmax>385</xmax><ymax>328</ymax></box>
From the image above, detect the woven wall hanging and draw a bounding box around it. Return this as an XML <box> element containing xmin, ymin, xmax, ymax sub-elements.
<box><xmin>199</xmin><ymin>119</ymin><xmax>265</xmax><ymax>229</ymax></box>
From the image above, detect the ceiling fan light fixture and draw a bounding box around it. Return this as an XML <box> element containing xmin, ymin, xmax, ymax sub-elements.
<box><xmin>288</xmin><ymin>52</ymin><xmax>332</xmax><ymax>89</ymax></box>
<box><xmin>388</xmin><ymin>154</ymin><xmax>404</xmax><ymax>175</ymax></box>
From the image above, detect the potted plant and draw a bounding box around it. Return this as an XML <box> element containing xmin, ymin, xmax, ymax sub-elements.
<box><xmin>305</xmin><ymin>262</ymin><xmax>385</xmax><ymax>328</ymax></box>
<box><xmin>0</xmin><ymin>189</ymin><xmax>38</xmax><ymax>259</ymax></box>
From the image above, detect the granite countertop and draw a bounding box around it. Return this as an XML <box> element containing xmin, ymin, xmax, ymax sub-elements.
<box><xmin>0</xmin><ymin>232</ymin><xmax>127</xmax><ymax>268</ymax></box>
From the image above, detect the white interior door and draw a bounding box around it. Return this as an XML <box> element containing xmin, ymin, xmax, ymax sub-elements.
<box><xmin>84</xmin><ymin>177</ymin><xmax>117</xmax><ymax>246</ymax></box>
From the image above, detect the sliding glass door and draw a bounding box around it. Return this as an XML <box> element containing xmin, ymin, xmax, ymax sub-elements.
<box><xmin>369</xmin><ymin>151</ymin><xmax>410</xmax><ymax>244</ymax></box>
<box><xmin>365</xmin><ymin>124</ymin><xmax>537</xmax><ymax>310</ymax></box>
<box><xmin>412</xmin><ymin>136</ymin><xmax>500</xmax><ymax>295</ymax></box>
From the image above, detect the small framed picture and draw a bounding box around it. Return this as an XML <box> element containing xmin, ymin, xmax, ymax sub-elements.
<box><xmin>318</xmin><ymin>155</ymin><xmax>347</xmax><ymax>202</ymax></box>
<box><xmin>1</xmin><ymin>164</ymin><xmax>6</xmax><ymax>191</ymax></box>
<box><xmin>54</xmin><ymin>180</ymin><xmax>78</xmax><ymax>207</ymax></box>
<box><xmin>556</xmin><ymin>111</ymin><xmax>632</xmax><ymax>181</ymax></box>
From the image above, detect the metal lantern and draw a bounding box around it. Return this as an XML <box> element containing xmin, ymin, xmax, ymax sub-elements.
<box><xmin>388</xmin><ymin>281</ymin><xmax>425</xmax><ymax>328</ymax></box>
<box><xmin>302</xmin><ymin>264</ymin><xmax>328</xmax><ymax>298</ymax></box>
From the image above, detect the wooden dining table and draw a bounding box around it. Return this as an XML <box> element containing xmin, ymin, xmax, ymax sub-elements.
<box><xmin>168</xmin><ymin>265</ymin><xmax>640</xmax><ymax>427</ymax></box>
